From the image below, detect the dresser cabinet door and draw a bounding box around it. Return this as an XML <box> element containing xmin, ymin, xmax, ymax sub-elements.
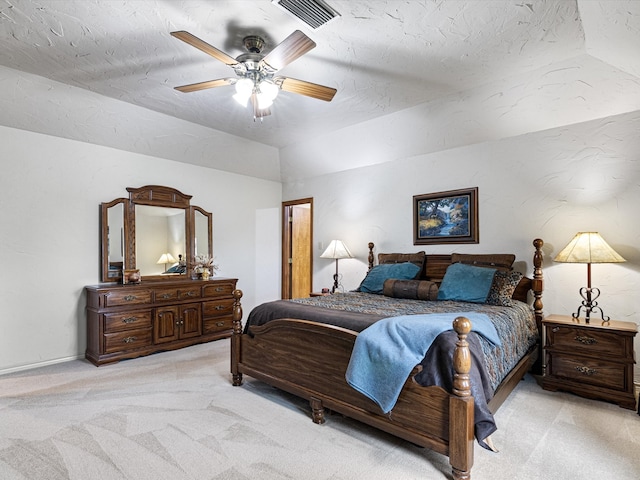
<box><xmin>180</xmin><ymin>304</ymin><xmax>202</xmax><ymax>339</ymax></box>
<box><xmin>154</xmin><ymin>307</ymin><xmax>180</xmax><ymax>344</ymax></box>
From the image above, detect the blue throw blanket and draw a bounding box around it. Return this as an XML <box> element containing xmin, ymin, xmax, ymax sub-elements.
<box><xmin>345</xmin><ymin>312</ymin><xmax>502</xmax><ymax>413</ymax></box>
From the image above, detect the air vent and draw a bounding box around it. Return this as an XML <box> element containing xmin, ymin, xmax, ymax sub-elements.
<box><xmin>272</xmin><ymin>0</ymin><xmax>340</xmax><ymax>30</ymax></box>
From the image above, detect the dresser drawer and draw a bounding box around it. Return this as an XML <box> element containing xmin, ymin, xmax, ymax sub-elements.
<box><xmin>104</xmin><ymin>328</ymin><xmax>152</xmax><ymax>354</ymax></box>
<box><xmin>104</xmin><ymin>310</ymin><xmax>152</xmax><ymax>333</ymax></box>
<box><xmin>546</xmin><ymin>325</ymin><xmax>628</xmax><ymax>357</ymax></box>
<box><xmin>549</xmin><ymin>353</ymin><xmax>627</xmax><ymax>391</ymax></box>
<box><xmin>155</xmin><ymin>288</ymin><xmax>180</xmax><ymax>302</ymax></box>
<box><xmin>202</xmin><ymin>282</ymin><xmax>235</xmax><ymax>298</ymax></box>
<box><xmin>103</xmin><ymin>289</ymin><xmax>153</xmax><ymax>307</ymax></box>
<box><xmin>203</xmin><ymin>316</ymin><xmax>233</xmax><ymax>334</ymax></box>
<box><xmin>203</xmin><ymin>298</ymin><xmax>235</xmax><ymax>317</ymax></box>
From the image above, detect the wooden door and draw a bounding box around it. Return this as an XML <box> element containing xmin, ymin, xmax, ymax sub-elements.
<box><xmin>282</xmin><ymin>199</ymin><xmax>313</xmax><ymax>299</ymax></box>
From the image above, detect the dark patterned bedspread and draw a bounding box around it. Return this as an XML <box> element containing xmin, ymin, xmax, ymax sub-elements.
<box><xmin>253</xmin><ymin>292</ymin><xmax>537</xmax><ymax>391</ymax></box>
<box><xmin>244</xmin><ymin>292</ymin><xmax>538</xmax><ymax>444</ymax></box>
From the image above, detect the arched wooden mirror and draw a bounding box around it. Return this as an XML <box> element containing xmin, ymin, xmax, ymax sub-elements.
<box><xmin>99</xmin><ymin>185</ymin><xmax>212</xmax><ymax>283</ymax></box>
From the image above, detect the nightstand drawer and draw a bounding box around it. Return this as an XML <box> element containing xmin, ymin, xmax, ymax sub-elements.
<box><xmin>546</xmin><ymin>325</ymin><xmax>628</xmax><ymax>357</ymax></box>
<box><xmin>549</xmin><ymin>353</ymin><xmax>627</xmax><ymax>391</ymax></box>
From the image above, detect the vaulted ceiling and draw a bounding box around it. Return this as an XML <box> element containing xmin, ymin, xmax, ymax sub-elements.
<box><xmin>1</xmin><ymin>1</ymin><xmax>639</xmax><ymax>182</ymax></box>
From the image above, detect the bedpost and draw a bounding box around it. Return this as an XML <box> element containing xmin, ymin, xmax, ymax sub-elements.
<box><xmin>449</xmin><ymin>316</ymin><xmax>474</xmax><ymax>480</ymax></box>
<box><xmin>367</xmin><ymin>242</ymin><xmax>375</xmax><ymax>271</ymax></box>
<box><xmin>531</xmin><ymin>238</ymin><xmax>544</xmax><ymax>375</ymax></box>
<box><xmin>532</xmin><ymin>238</ymin><xmax>544</xmax><ymax>328</ymax></box>
<box><xmin>231</xmin><ymin>289</ymin><xmax>243</xmax><ymax>386</ymax></box>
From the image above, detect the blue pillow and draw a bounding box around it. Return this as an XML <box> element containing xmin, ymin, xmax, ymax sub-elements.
<box><xmin>437</xmin><ymin>263</ymin><xmax>497</xmax><ymax>303</ymax></box>
<box><xmin>358</xmin><ymin>262</ymin><xmax>421</xmax><ymax>294</ymax></box>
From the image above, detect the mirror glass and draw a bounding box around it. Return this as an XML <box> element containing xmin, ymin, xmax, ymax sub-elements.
<box><xmin>135</xmin><ymin>205</ymin><xmax>186</xmax><ymax>276</ymax></box>
<box><xmin>194</xmin><ymin>209</ymin><xmax>210</xmax><ymax>258</ymax></box>
<box><xmin>106</xmin><ymin>202</ymin><xmax>124</xmax><ymax>279</ymax></box>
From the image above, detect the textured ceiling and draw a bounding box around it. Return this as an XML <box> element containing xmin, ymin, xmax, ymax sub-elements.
<box><xmin>0</xmin><ymin>1</ymin><xmax>639</xmax><ymax>180</ymax></box>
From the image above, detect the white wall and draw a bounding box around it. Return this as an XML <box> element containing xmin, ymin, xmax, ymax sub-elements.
<box><xmin>0</xmin><ymin>125</ymin><xmax>282</xmax><ymax>373</ymax></box>
<box><xmin>284</xmin><ymin>110</ymin><xmax>640</xmax><ymax>377</ymax></box>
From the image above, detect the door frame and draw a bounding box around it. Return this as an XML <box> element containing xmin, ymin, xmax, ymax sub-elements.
<box><xmin>282</xmin><ymin>198</ymin><xmax>313</xmax><ymax>299</ymax></box>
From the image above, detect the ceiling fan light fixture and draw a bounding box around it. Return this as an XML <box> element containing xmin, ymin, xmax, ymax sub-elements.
<box><xmin>256</xmin><ymin>92</ymin><xmax>274</xmax><ymax>110</ymax></box>
<box><xmin>258</xmin><ymin>80</ymin><xmax>279</xmax><ymax>101</ymax></box>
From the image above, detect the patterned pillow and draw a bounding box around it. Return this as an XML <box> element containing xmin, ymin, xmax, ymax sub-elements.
<box><xmin>486</xmin><ymin>270</ymin><xmax>524</xmax><ymax>306</ymax></box>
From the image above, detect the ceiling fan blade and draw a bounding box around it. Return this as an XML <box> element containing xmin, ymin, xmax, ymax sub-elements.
<box><xmin>260</xmin><ymin>30</ymin><xmax>315</xmax><ymax>72</ymax></box>
<box><xmin>174</xmin><ymin>78</ymin><xmax>234</xmax><ymax>93</ymax></box>
<box><xmin>171</xmin><ymin>31</ymin><xmax>238</xmax><ymax>66</ymax></box>
<box><xmin>278</xmin><ymin>77</ymin><xmax>337</xmax><ymax>102</ymax></box>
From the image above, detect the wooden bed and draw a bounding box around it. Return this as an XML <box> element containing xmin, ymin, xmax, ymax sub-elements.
<box><xmin>229</xmin><ymin>239</ymin><xmax>544</xmax><ymax>480</ymax></box>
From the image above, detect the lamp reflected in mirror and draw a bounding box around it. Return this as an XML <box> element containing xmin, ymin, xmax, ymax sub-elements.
<box><xmin>157</xmin><ymin>253</ymin><xmax>177</xmax><ymax>272</ymax></box>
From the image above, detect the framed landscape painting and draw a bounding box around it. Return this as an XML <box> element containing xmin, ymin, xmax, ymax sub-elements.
<box><xmin>413</xmin><ymin>187</ymin><xmax>478</xmax><ymax>245</ymax></box>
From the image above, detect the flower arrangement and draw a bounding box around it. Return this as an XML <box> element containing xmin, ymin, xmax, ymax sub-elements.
<box><xmin>193</xmin><ymin>254</ymin><xmax>219</xmax><ymax>278</ymax></box>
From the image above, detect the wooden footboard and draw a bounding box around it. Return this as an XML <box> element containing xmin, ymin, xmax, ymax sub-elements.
<box><xmin>231</xmin><ymin>301</ymin><xmax>476</xmax><ymax>479</ymax></box>
<box><xmin>229</xmin><ymin>238</ymin><xmax>544</xmax><ymax>480</ymax></box>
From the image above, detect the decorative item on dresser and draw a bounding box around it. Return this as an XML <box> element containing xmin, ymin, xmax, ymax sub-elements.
<box><xmin>87</xmin><ymin>185</ymin><xmax>241</xmax><ymax>366</ymax></box>
<box><xmin>542</xmin><ymin>314</ymin><xmax>637</xmax><ymax>410</ymax></box>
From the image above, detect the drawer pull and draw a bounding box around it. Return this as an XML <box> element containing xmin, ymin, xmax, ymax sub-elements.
<box><xmin>122</xmin><ymin>317</ymin><xmax>137</xmax><ymax>324</ymax></box>
<box><xmin>123</xmin><ymin>295</ymin><xmax>137</xmax><ymax>301</ymax></box>
<box><xmin>161</xmin><ymin>293</ymin><xmax>173</xmax><ymax>299</ymax></box>
<box><xmin>575</xmin><ymin>335</ymin><xmax>597</xmax><ymax>345</ymax></box>
<box><xmin>216</xmin><ymin>321</ymin><xmax>225</xmax><ymax>327</ymax></box>
<box><xmin>215</xmin><ymin>287</ymin><xmax>225</xmax><ymax>292</ymax></box>
<box><xmin>185</xmin><ymin>291</ymin><xmax>197</xmax><ymax>297</ymax></box>
<box><xmin>215</xmin><ymin>305</ymin><xmax>226</xmax><ymax>310</ymax></box>
<box><xmin>575</xmin><ymin>366</ymin><xmax>597</xmax><ymax>376</ymax></box>
<box><xmin>123</xmin><ymin>336</ymin><xmax>137</xmax><ymax>343</ymax></box>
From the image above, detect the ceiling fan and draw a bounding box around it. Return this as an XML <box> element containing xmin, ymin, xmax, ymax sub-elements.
<box><xmin>171</xmin><ymin>30</ymin><xmax>337</xmax><ymax>119</ymax></box>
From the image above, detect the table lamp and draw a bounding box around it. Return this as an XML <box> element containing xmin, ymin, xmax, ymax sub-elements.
<box><xmin>157</xmin><ymin>253</ymin><xmax>177</xmax><ymax>272</ymax></box>
<box><xmin>554</xmin><ymin>232</ymin><xmax>625</xmax><ymax>323</ymax></box>
<box><xmin>320</xmin><ymin>240</ymin><xmax>353</xmax><ymax>293</ymax></box>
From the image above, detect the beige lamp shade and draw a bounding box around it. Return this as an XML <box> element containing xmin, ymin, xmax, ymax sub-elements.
<box><xmin>320</xmin><ymin>240</ymin><xmax>353</xmax><ymax>259</ymax></box>
<box><xmin>554</xmin><ymin>232</ymin><xmax>625</xmax><ymax>264</ymax></box>
<box><xmin>320</xmin><ymin>240</ymin><xmax>352</xmax><ymax>293</ymax></box>
<box><xmin>157</xmin><ymin>253</ymin><xmax>177</xmax><ymax>265</ymax></box>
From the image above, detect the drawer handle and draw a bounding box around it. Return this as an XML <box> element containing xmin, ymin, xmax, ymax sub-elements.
<box><xmin>575</xmin><ymin>335</ymin><xmax>597</xmax><ymax>345</ymax></box>
<box><xmin>122</xmin><ymin>317</ymin><xmax>137</xmax><ymax>324</ymax></box>
<box><xmin>215</xmin><ymin>287</ymin><xmax>225</xmax><ymax>292</ymax></box>
<box><xmin>160</xmin><ymin>293</ymin><xmax>173</xmax><ymax>299</ymax></box>
<box><xmin>185</xmin><ymin>291</ymin><xmax>197</xmax><ymax>297</ymax></box>
<box><xmin>123</xmin><ymin>295</ymin><xmax>137</xmax><ymax>301</ymax></box>
<box><xmin>215</xmin><ymin>305</ymin><xmax>226</xmax><ymax>310</ymax></box>
<box><xmin>123</xmin><ymin>336</ymin><xmax>137</xmax><ymax>343</ymax></box>
<box><xmin>216</xmin><ymin>321</ymin><xmax>225</xmax><ymax>327</ymax></box>
<box><xmin>575</xmin><ymin>366</ymin><xmax>597</xmax><ymax>376</ymax></box>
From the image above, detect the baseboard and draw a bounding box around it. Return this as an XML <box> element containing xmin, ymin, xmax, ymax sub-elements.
<box><xmin>0</xmin><ymin>354</ymin><xmax>84</xmax><ymax>376</ymax></box>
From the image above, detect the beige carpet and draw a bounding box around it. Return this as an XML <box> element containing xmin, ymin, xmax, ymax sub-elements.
<box><xmin>1</xmin><ymin>340</ymin><xmax>638</xmax><ymax>480</ymax></box>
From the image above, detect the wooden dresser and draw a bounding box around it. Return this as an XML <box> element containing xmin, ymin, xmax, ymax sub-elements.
<box><xmin>85</xmin><ymin>277</ymin><xmax>238</xmax><ymax>366</ymax></box>
<box><xmin>542</xmin><ymin>314</ymin><xmax>637</xmax><ymax>410</ymax></box>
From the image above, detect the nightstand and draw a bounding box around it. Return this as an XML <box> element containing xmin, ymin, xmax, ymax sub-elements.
<box><xmin>542</xmin><ymin>314</ymin><xmax>637</xmax><ymax>410</ymax></box>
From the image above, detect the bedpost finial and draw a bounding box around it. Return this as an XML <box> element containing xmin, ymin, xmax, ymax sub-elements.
<box><xmin>533</xmin><ymin>238</ymin><xmax>543</xmax><ymax>250</ymax></box>
<box><xmin>453</xmin><ymin>316</ymin><xmax>471</xmax><ymax>335</ymax></box>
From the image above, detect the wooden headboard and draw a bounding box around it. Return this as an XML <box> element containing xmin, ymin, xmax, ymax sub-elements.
<box><xmin>366</xmin><ymin>239</ymin><xmax>544</xmax><ymax>327</ymax></box>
